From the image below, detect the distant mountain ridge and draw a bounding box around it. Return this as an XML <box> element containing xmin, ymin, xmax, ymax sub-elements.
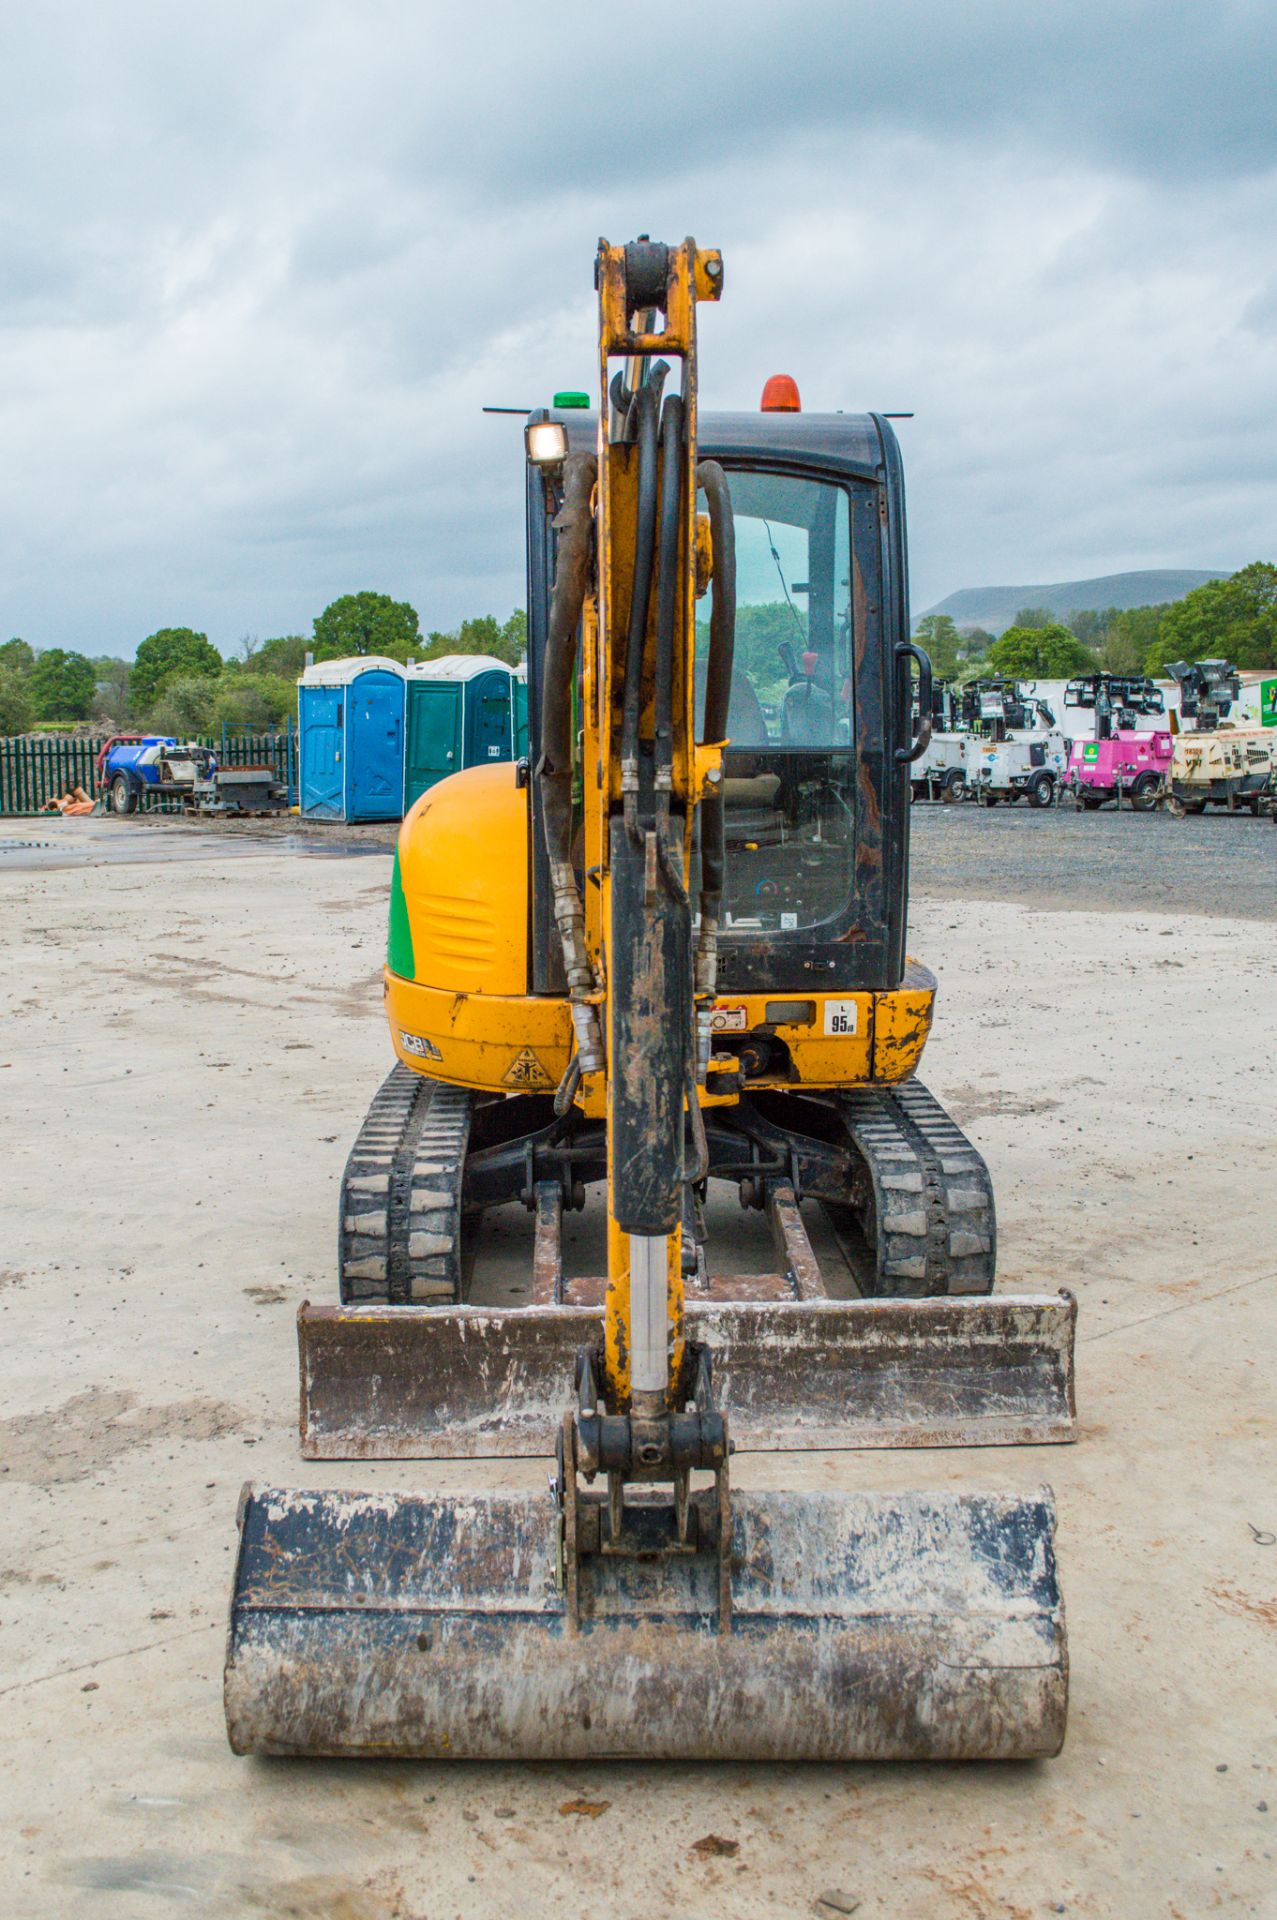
<box><xmin>917</xmin><ymin>569</ymin><xmax>1227</xmax><ymax>636</ymax></box>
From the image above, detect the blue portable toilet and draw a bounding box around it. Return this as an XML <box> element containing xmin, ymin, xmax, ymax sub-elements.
<box><xmin>403</xmin><ymin>654</ymin><xmax>523</xmax><ymax>809</ymax></box>
<box><xmin>298</xmin><ymin>656</ymin><xmax>406</xmax><ymax>821</ymax></box>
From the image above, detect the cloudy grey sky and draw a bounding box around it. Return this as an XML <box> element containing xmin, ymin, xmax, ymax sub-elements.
<box><xmin>3</xmin><ymin>2</ymin><xmax>1276</xmax><ymax>658</ymax></box>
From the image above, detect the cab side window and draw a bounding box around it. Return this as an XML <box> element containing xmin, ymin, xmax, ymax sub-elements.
<box><xmin>696</xmin><ymin>470</ymin><xmax>852</xmax><ymax>747</ymax></box>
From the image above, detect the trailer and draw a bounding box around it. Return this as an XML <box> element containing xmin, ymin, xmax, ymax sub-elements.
<box><xmin>1063</xmin><ymin>676</ymin><xmax>1172</xmax><ymax>811</ymax></box>
<box><xmin>97</xmin><ymin>736</ymin><xmax>288</xmax><ymax>817</ymax></box>
<box><xmin>911</xmin><ymin>684</ymin><xmax>970</xmax><ymax>800</ymax></box>
<box><xmin>963</xmin><ymin>682</ymin><xmax>1067</xmax><ymax>806</ymax></box>
<box><xmin>1166</xmin><ymin>662</ymin><xmax>1277</xmax><ymax>815</ymax></box>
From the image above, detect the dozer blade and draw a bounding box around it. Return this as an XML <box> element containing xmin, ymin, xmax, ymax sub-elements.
<box><xmin>225</xmin><ymin>1482</ymin><xmax>1066</xmax><ymax>1760</ymax></box>
<box><xmin>298</xmin><ymin>1291</ymin><xmax>1077</xmax><ymax>1459</ymax></box>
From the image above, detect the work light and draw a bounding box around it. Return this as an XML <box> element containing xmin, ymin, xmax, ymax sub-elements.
<box><xmin>525</xmin><ymin>418</ymin><xmax>568</xmax><ymax>468</ymax></box>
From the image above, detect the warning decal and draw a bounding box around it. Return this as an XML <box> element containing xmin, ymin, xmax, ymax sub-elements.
<box><xmin>710</xmin><ymin>1006</ymin><xmax>748</xmax><ymax>1033</ymax></box>
<box><xmin>503</xmin><ymin>1048</ymin><xmax>554</xmax><ymax>1089</ymax></box>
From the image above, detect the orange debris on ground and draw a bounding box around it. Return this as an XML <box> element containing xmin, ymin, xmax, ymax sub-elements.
<box><xmin>41</xmin><ymin>787</ymin><xmax>95</xmax><ymax>816</ymax></box>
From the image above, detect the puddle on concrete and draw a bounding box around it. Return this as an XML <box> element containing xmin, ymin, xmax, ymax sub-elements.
<box><xmin>0</xmin><ymin>822</ymin><xmax>394</xmax><ymax>871</ymax></box>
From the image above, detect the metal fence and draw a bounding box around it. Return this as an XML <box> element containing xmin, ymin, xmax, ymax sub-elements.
<box><xmin>0</xmin><ymin>722</ymin><xmax>299</xmax><ymax>816</ymax></box>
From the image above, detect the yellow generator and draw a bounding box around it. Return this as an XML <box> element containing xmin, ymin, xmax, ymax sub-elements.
<box><xmin>226</xmin><ymin>236</ymin><xmax>1076</xmax><ymax>1763</ymax></box>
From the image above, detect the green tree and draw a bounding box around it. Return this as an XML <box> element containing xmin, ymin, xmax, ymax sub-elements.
<box><xmin>989</xmin><ymin>623</ymin><xmax>1096</xmax><ymax>678</ymax></box>
<box><xmin>1096</xmin><ymin>605</ymin><xmax>1166</xmax><ymax>675</ymax></box>
<box><xmin>959</xmin><ymin>626</ymin><xmax>995</xmax><ymax>659</ymax></box>
<box><xmin>452</xmin><ymin>615</ymin><xmax>503</xmax><ymax>659</ymax></box>
<box><xmin>1146</xmin><ymin>562</ymin><xmax>1277</xmax><ymax>673</ymax></box>
<box><xmin>313</xmin><ymin>591</ymin><xmax>421</xmax><ymax>662</ymax></box>
<box><xmin>244</xmin><ymin>635</ymin><xmax>309</xmax><ymax>680</ymax></box>
<box><xmin>499</xmin><ymin>608</ymin><xmax>528</xmax><ymax>664</ymax></box>
<box><xmin>29</xmin><ymin>648</ymin><xmax>96</xmax><ymax>721</ymax></box>
<box><xmin>1067</xmin><ymin>608</ymin><xmax>1119</xmax><ymax>647</ymax></box>
<box><xmin>421</xmin><ymin>609</ymin><xmax>529</xmax><ymax>668</ymax></box>
<box><xmin>91</xmin><ymin>657</ymin><xmax>134</xmax><ymax>726</ymax></box>
<box><xmin>731</xmin><ymin>602</ymin><xmax>804</xmax><ymax>707</ymax></box>
<box><xmin>212</xmin><ymin>674</ymin><xmax>297</xmax><ymax>729</ymax></box>
<box><xmin>0</xmin><ymin>638</ymin><xmax>35</xmax><ymax>676</ymax></box>
<box><xmin>912</xmin><ymin>613</ymin><xmax>961</xmax><ymax>678</ymax></box>
<box><xmin>131</xmin><ymin>627</ymin><xmax>222</xmax><ymax>713</ymax></box>
<box><xmin>148</xmin><ymin>674</ymin><xmax>221</xmax><ymax>737</ymax></box>
<box><xmin>1012</xmin><ymin>606</ymin><xmax>1055</xmax><ymax>631</ymax></box>
<box><xmin>0</xmin><ymin>669</ymin><xmax>33</xmax><ymax>733</ymax></box>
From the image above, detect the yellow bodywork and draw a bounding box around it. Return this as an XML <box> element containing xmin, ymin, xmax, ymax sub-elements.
<box><xmin>385</xmin><ymin>761</ymin><xmax>935</xmax><ymax>1096</ymax></box>
<box><xmin>382</xmin><ymin>238</ymin><xmax>934</xmax><ymax>1415</ymax></box>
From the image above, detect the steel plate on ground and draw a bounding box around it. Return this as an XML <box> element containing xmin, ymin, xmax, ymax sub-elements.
<box><xmin>298</xmin><ymin>1292</ymin><xmax>1076</xmax><ymax>1458</ymax></box>
<box><xmin>225</xmin><ymin>1483</ymin><xmax>1068</xmax><ymax>1761</ymax></box>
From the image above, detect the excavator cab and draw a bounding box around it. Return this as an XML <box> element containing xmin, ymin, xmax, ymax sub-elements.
<box><xmin>529</xmin><ymin>410</ymin><xmax>918</xmax><ymax>998</ymax></box>
<box><xmin>225</xmin><ymin>237</ymin><xmax>1076</xmax><ymax>1764</ymax></box>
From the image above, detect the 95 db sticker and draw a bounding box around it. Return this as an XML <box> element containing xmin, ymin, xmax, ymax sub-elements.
<box><xmin>823</xmin><ymin>999</ymin><xmax>859</xmax><ymax>1037</ymax></box>
<box><xmin>710</xmin><ymin>1006</ymin><xmax>748</xmax><ymax>1033</ymax></box>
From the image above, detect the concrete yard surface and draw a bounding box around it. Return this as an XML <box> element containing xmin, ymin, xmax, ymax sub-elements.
<box><xmin>1</xmin><ymin>814</ymin><xmax>1275</xmax><ymax>1918</ymax></box>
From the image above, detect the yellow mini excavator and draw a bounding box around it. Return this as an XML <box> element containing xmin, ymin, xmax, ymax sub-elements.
<box><xmin>225</xmin><ymin>237</ymin><xmax>1077</xmax><ymax>1762</ymax></box>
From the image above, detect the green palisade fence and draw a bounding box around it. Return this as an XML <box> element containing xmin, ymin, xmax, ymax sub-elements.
<box><xmin>0</xmin><ymin>736</ymin><xmax>102</xmax><ymax>815</ymax></box>
<box><xmin>0</xmin><ymin>724</ymin><xmax>299</xmax><ymax>817</ymax></box>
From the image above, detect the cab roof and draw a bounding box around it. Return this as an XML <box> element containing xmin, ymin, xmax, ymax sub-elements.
<box><xmin>554</xmin><ymin>409</ymin><xmax>896</xmax><ymax>486</ymax></box>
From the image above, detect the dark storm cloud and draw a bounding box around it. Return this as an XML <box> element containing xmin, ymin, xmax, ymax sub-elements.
<box><xmin>1</xmin><ymin>1</ymin><xmax>1275</xmax><ymax>654</ymax></box>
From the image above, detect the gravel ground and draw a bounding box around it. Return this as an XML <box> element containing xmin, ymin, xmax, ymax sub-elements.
<box><xmin>12</xmin><ymin>797</ymin><xmax>1273</xmax><ymax>918</ymax></box>
<box><xmin>910</xmin><ymin>799</ymin><xmax>1277</xmax><ymax>919</ymax></box>
<box><xmin>2</xmin><ymin>816</ymin><xmax>1275</xmax><ymax>1917</ymax></box>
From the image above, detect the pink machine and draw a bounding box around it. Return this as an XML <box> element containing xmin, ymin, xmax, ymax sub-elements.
<box><xmin>1064</xmin><ymin>675</ymin><xmax>1172</xmax><ymax>811</ymax></box>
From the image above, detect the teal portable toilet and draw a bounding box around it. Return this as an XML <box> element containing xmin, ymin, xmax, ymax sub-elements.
<box><xmin>403</xmin><ymin>655</ymin><xmax>522</xmax><ymax>809</ymax></box>
<box><xmin>298</xmin><ymin>656</ymin><xmax>406</xmax><ymax>821</ymax></box>
<box><xmin>513</xmin><ymin>662</ymin><xmax>529</xmax><ymax>758</ymax></box>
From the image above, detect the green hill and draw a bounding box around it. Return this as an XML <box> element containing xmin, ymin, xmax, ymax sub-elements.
<box><xmin>918</xmin><ymin>570</ymin><xmax>1226</xmax><ymax>636</ymax></box>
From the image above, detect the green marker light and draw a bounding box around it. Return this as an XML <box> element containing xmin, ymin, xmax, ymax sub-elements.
<box><xmin>553</xmin><ymin>391</ymin><xmax>590</xmax><ymax>409</ymax></box>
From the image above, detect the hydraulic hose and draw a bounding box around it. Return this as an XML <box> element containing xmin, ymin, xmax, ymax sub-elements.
<box><xmin>696</xmin><ymin>460</ymin><xmax>735</xmax><ymax>752</ymax></box>
<box><xmin>538</xmin><ymin>449</ymin><xmax>604</xmax><ymax>1075</ymax></box>
<box><xmin>693</xmin><ymin>460</ymin><xmax>735</xmax><ymax>1004</ymax></box>
<box><xmin>653</xmin><ymin>392</ymin><xmax>684</xmax><ymax>785</ymax></box>
<box><xmin>653</xmin><ymin>392</ymin><xmax>688</xmax><ymax>904</ymax></box>
<box><xmin>620</xmin><ymin>382</ymin><xmax>660</xmax><ymax>845</ymax></box>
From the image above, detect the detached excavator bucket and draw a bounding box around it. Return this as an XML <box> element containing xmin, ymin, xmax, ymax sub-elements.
<box><xmin>226</xmin><ymin>1482</ymin><xmax>1066</xmax><ymax>1761</ymax></box>
<box><xmin>296</xmin><ymin>1291</ymin><xmax>1078</xmax><ymax>1459</ymax></box>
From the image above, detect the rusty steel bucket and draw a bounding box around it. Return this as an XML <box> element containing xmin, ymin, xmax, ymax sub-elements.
<box><xmin>296</xmin><ymin>1292</ymin><xmax>1078</xmax><ymax>1460</ymax></box>
<box><xmin>225</xmin><ymin>1482</ymin><xmax>1067</xmax><ymax>1761</ymax></box>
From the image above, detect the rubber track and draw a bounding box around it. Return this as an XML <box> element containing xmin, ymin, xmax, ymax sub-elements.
<box><xmin>339</xmin><ymin>1066</ymin><xmax>473</xmax><ymax>1304</ymax></box>
<box><xmin>839</xmin><ymin>1080</ymin><xmax>996</xmax><ymax>1297</ymax></box>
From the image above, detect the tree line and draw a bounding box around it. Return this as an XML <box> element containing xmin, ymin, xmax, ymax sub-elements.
<box><xmin>0</xmin><ymin>592</ymin><xmax>527</xmax><ymax>735</ymax></box>
<box><xmin>6</xmin><ymin>561</ymin><xmax>1274</xmax><ymax>736</ymax></box>
<box><xmin>914</xmin><ymin>561</ymin><xmax>1277</xmax><ymax>684</ymax></box>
